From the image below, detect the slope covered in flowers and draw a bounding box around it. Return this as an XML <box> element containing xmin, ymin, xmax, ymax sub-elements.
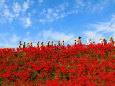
<box><xmin>0</xmin><ymin>44</ymin><xmax>115</xmax><ymax>86</ymax></box>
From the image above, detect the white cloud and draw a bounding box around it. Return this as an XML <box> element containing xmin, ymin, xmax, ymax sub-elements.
<box><xmin>0</xmin><ymin>33</ymin><xmax>19</xmax><ymax>48</ymax></box>
<box><xmin>39</xmin><ymin>0</ymin><xmax>44</xmax><ymax>4</ymax></box>
<box><xmin>22</xmin><ymin>1</ymin><xmax>29</xmax><ymax>12</ymax></box>
<box><xmin>89</xmin><ymin>14</ymin><xmax>115</xmax><ymax>33</ymax></box>
<box><xmin>11</xmin><ymin>34</ymin><xmax>19</xmax><ymax>43</ymax></box>
<box><xmin>83</xmin><ymin>31</ymin><xmax>104</xmax><ymax>43</ymax></box>
<box><xmin>0</xmin><ymin>0</ymin><xmax>5</xmax><ymax>3</ymax></box>
<box><xmin>0</xmin><ymin>0</ymin><xmax>32</xmax><ymax>25</ymax></box>
<box><xmin>90</xmin><ymin>0</ymin><xmax>112</xmax><ymax>12</ymax></box>
<box><xmin>21</xmin><ymin>17</ymin><xmax>32</xmax><ymax>28</ymax></box>
<box><xmin>25</xmin><ymin>17</ymin><xmax>31</xmax><ymax>27</ymax></box>
<box><xmin>83</xmin><ymin>14</ymin><xmax>115</xmax><ymax>42</ymax></box>
<box><xmin>75</xmin><ymin>0</ymin><xmax>115</xmax><ymax>13</ymax></box>
<box><xmin>39</xmin><ymin>19</ymin><xmax>46</xmax><ymax>23</ymax></box>
<box><xmin>43</xmin><ymin>29</ymin><xmax>75</xmax><ymax>42</ymax></box>
<box><xmin>0</xmin><ymin>42</ymin><xmax>14</xmax><ymax>48</ymax></box>
<box><xmin>47</xmin><ymin>8</ymin><xmax>53</xmax><ymax>14</ymax></box>
<box><xmin>39</xmin><ymin>3</ymin><xmax>78</xmax><ymax>23</ymax></box>
<box><xmin>0</xmin><ymin>0</ymin><xmax>5</xmax><ymax>6</ymax></box>
<box><xmin>3</xmin><ymin>8</ymin><xmax>14</xmax><ymax>22</ymax></box>
<box><xmin>1</xmin><ymin>0</ymin><xmax>32</xmax><ymax>27</ymax></box>
<box><xmin>75</xmin><ymin>0</ymin><xmax>85</xmax><ymax>8</ymax></box>
<box><xmin>13</xmin><ymin>2</ymin><xmax>21</xmax><ymax>17</ymax></box>
<box><xmin>92</xmin><ymin>0</ymin><xmax>115</xmax><ymax>12</ymax></box>
<box><xmin>58</xmin><ymin>2</ymin><xmax>68</xmax><ymax>11</ymax></box>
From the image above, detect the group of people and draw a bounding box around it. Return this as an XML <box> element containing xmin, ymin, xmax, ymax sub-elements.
<box><xmin>18</xmin><ymin>37</ymin><xmax>115</xmax><ymax>48</ymax></box>
<box><xmin>86</xmin><ymin>37</ymin><xmax>114</xmax><ymax>46</ymax></box>
<box><xmin>18</xmin><ymin>40</ymin><xmax>65</xmax><ymax>48</ymax></box>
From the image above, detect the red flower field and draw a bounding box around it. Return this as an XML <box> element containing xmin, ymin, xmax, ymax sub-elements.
<box><xmin>0</xmin><ymin>44</ymin><xmax>115</xmax><ymax>86</ymax></box>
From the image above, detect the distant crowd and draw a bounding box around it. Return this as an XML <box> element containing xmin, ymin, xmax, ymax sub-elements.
<box><xmin>18</xmin><ymin>37</ymin><xmax>115</xmax><ymax>48</ymax></box>
<box><xmin>86</xmin><ymin>37</ymin><xmax>114</xmax><ymax>46</ymax></box>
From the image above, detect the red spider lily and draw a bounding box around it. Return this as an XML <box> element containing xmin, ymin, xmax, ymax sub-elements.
<box><xmin>0</xmin><ymin>43</ymin><xmax>115</xmax><ymax>86</ymax></box>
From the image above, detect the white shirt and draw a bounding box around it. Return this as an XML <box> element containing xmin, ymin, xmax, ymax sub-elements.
<box><xmin>99</xmin><ymin>39</ymin><xmax>103</xmax><ymax>44</ymax></box>
<box><xmin>87</xmin><ymin>40</ymin><xmax>92</xmax><ymax>45</ymax></box>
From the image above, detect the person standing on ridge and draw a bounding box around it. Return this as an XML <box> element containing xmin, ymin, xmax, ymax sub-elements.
<box><xmin>19</xmin><ymin>41</ymin><xmax>22</xmax><ymax>48</ymax></box>
<box><xmin>37</xmin><ymin>41</ymin><xmax>40</xmax><ymax>48</ymax></box>
<box><xmin>74</xmin><ymin>39</ymin><xmax>77</xmax><ymax>45</ymax></box>
<box><xmin>58</xmin><ymin>40</ymin><xmax>61</xmax><ymax>46</ymax></box>
<box><xmin>109</xmin><ymin>37</ymin><xmax>114</xmax><ymax>46</ymax></box>
<box><xmin>62</xmin><ymin>40</ymin><xmax>64</xmax><ymax>46</ymax></box>
<box><xmin>23</xmin><ymin>42</ymin><xmax>26</xmax><ymax>48</ymax></box>
<box><xmin>99</xmin><ymin>38</ymin><xmax>103</xmax><ymax>44</ymax></box>
<box><xmin>26</xmin><ymin>43</ymin><xmax>29</xmax><ymax>48</ymax></box>
<box><xmin>51</xmin><ymin>41</ymin><xmax>54</xmax><ymax>46</ymax></box>
<box><xmin>77</xmin><ymin>36</ymin><xmax>82</xmax><ymax>45</ymax></box>
<box><xmin>87</xmin><ymin>38</ymin><xmax>92</xmax><ymax>45</ymax></box>
<box><xmin>41</xmin><ymin>42</ymin><xmax>44</xmax><ymax>46</ymax></box>
<box><xmin>103</xmin><ymin>38</ymin><xmax>107</xmax><ymax>45</ymax></box>
<box><xmin>47</xmin><ymin>41</ymin><xmax>50</xmax><ymax>47</ymax></box>
<box><xmin>92</xmin><ymin>41</ymin><xmax>95</xmax><ymax>44</ymax></box>
<box><xmin>30</xmin><ymin>42</ymin><xmax>33</xmax><ymax>47</ymax></box>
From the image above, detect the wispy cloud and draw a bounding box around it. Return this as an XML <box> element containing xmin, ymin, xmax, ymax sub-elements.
<box><xmin>25</xmin><ymin>17</ymin><xmax>31</xmax><ymax>27</ymax></box>
<box><xmin>3</xmin><ymin>8</ymin><xmax>14</xmax><ymax>22</ymax></box>
<box><xmin>75</xmin><ymin>0</ymin><xmax>85</xmax><ymax>8</ymax></box>
<box><xmin>21</xmin><ymin>17</ymin><xmax>32</xmax><ymax>28</ymax></box>
<box><xmin>43</xmin><ymin>29</ymin><xmax>75</xmax><ymax>42</ymax></box>
<box><xmin>0</xmin><ymin>33</ymin><xmax>19</xmax><ymax>48</ymax></box>
<box><xmin>0</xmin><ymin>0</ymin><xmax>5</xmax><ymax>7</ymax></box>
<box><xmin>89</xmin><ymin>14</ymin><xmax>115</xmax><ymax>33</ymax></box>
<box><xmin>39</xmin><ymin>0</ymin><xmax>44</xmax><ymax>4</ymax></box>
<box><xmin>22</xmin><ymin>1</ymin><xmax>30</xmax><ymax>12</ymax></box>
<box><xmin>39</xmin><ymin>3</ymin><xmax>78</xmax><ymax>23</ymax></box>
<box><xmin>91</xmin><ymin>0</ymin><xmax>110</xmax><ymax>12</ymax></box>
<box><xmin>0</xmin><ymin>0</ymin><xmax>32</xmax><ymax>26</ymax></box>
<box><xmin>13</xmin><ymin>2</ymin><xmax>21</xmax><ymax>17</ymax></box>
<box><xmin>83</xmin><ymin>31</ymin><xmax>104</xmax><ymax>43</ymax></box>
<box><xmin>11</xmin><ymin>34</ymin><xmax>20</xmax><ymax>43</ymax></box>
<box><xmin>83</xmin><ymin>14</ymin><xmax>115</xmax><ymax>42</ymax></box>
<box><xmin>75</xmin><ymin>0</ymin><xmax>115</xmax><ymax>13</ymax></box>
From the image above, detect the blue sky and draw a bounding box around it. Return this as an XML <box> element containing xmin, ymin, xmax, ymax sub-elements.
<box><xmin>0</xmin><ymin>0</ymin><xmax>115</xmax><ymax>48</ymax></box>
